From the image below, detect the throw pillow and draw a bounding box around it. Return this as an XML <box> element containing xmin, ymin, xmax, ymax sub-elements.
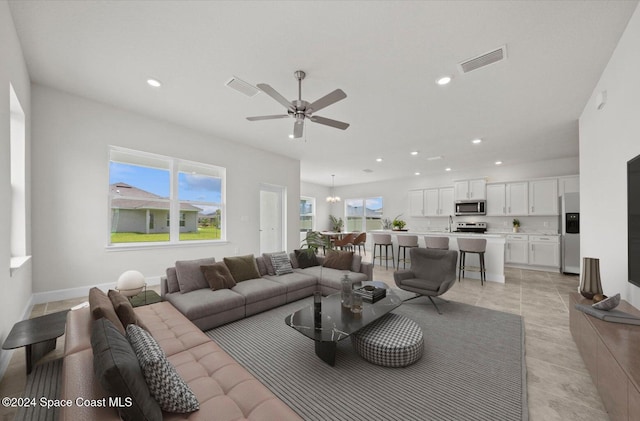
<box><xmin>89</xmin><ymin>287</ymin><xmax>125</xmax><ymax>335</ymax></box>
<box><xmin>91</xmin><ymin>318</ymin><xmax>162</xmax><ymax>421</ymax></box>
<box><xmin>294</xmin><ymin>249</ymin><xmax>320</xmax><ymax>269</ymax></box>
<box><xmin>261</xmin><ymin>252</ymin><xmax>284</xmax><ymax>276</ymax></box>
<box><xmin>200</xmin><ymin>262</ymin><xmax>237</xmax><ymax>290</ymax></box>
<box><xmin>223</xmin><ymin>255</ymin><xmax>261</xmax><ymax>282</ymax></box>
<box><xmin>165</xmin><ymin>267</ymin><xmax>180</xmax><ymax>294</ymax></box>
<box><xmin>175</xmin><ymin>257</ymin><xmax>216</xmax><ymax>293</ymax></box>
<box><xmin>323</xmin><ymin>250</ymin><xmax>354</xmax><ymax>271</ymax></box>
<box><xmin>270</xmin><ymin>252</ymin><xmax>294</xmax><ymax>275</ymax></box>
<box><xmin>108</xmin><ymin>289</ymin><xmax>137</xmax><ymax>327</ymax></box>
<box><xmin>126</xmin><ymin>324</ymin><xmax>199</xmax><ymax>413</ymax></box>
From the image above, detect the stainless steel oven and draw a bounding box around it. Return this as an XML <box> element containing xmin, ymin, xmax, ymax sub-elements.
<box><xmin>455</xmin><ymin>200</ymin><xmax>486</xmax><ymax>216</ymax></box>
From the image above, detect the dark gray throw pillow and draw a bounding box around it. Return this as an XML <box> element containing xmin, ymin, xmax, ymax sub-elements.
<box><xmin>126</xmin><ymin>324</ymin><xmax>199</xmax><ymax>413</ymax></box>
<box><xmin>91</xmin><ymin>318</ymin><xmax>162</xmax><ymax>421</ymax></box>
<box><xmin>294</xmin><ymin>249</ymin><xmax>320</xmax><ymax>269</ymax></box>
<box><xmin>223</xmin><ymin>255</ymin><xmax>261</xmax><ymax>282</ymax></box>
<box><xmin>175</xmin><ymin>257</ymin><xmax>216</xmax><ymax>293</ymax></box>
<box><xmin>200</xmin><ymin>262</ymin><xmax>237</xmax><ymax>290</ymax></box>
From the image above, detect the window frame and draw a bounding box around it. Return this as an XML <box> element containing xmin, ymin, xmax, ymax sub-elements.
<box><xmin>300</xmin><ymin>196</ymin><xmax>316</xmax><ymax>233</ymax></box>
<box><xmin>344</xmin><ymin>196</ymin><xmax>383</xmax><ymax>232</ymax></box>
<box><xmin>107</xmin><ymin>146</ymin><xmax>226</xmax><ymax>249</ymax></box>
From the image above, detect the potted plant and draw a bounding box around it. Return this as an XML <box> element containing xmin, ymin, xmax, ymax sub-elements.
<box><xmin>382</xmin><ymin>218</ymin><xmax>393</xmax><ymax>230</ymax></box>
<box><xmin>392</xmin><ymin>214</ymin><xmax>407</xmax><ymax>231</ymax></box>
<box><xmin>329</xmin><ymin>215</ymin><xmax>343</xmax><ymax>232</ymax></box>
<box><xmin>512</xmin><ymin>218</ymin><xmax>520</xmax><ymax>233</ymax></box>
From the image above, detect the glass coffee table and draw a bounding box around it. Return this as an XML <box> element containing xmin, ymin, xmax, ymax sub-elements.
<box><xmin>285</xmin><ymin>288</ymin><xmax>406</xmax><ymax>366</ymax></box>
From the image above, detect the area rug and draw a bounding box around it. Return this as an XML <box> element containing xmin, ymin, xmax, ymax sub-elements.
<box><xmin>15</xmin><ymin>358</ymin><xmax>62</xmax><ymax>421</ymax></box>
<box><xmin>206</xmin><ymin>296</ymin><xmax>527</xmax><ymax>421</ymax></box>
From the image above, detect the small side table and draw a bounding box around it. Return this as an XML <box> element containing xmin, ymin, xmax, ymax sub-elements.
<box><xmin>2</xmin><ymin>310</ymin><xmax>69</xmax><ymax>375</ymax></box>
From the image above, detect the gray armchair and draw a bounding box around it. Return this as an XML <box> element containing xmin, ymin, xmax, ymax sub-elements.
<box><xmin>393</xmin><ymin>248</ymin><xmax>458</xmax><ymax>314</ymax></box>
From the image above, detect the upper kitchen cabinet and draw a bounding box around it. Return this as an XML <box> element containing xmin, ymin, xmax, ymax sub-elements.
<box><xmin>454</xmin><ymin>179</ymin><xmax>486</xmax><ymax>201</ymax></box>
<box><xmin>408</xmin><ymin>189</ymin><xmax>425</xmax><ymax>217</ymax></box>
<box><xmin>486</xmin><ymin>182</ymin><xmax>528</xmax><ymax>215</ymax></box>
<box><xmin>558</xmin><ymin>175</ymin><xmax>579</xmax><ymax>196</ymax></box>
<box><xmin>425</xmin><ymin>187</ymin><xmax>454</xmax><ymax>216</ymax></box>
<box><xmin>529</xmin><ymin>179</ymin><xmax>559</xmax><ymax>215</ymax></box>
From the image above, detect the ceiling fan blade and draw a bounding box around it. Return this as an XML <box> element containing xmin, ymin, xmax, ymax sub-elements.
<box><xmin>309</xmin><ymin>115</ymin><xmax>350</xmax><ymax>130</ymax></box>
<box><xmin>256</xmin><ymin>83</ymin><xmax>294</xmax><ymax>111</ymax></box>
<box><xmin>293</xmin><ymin>119</ymin><xmax>304</xmax><ymax>138</ymax></box>
<box><xmin>307</xmin><ymin>89</ymin><xmax>347</xmax><ymax>114</ymax></box>
<box><xmin>246</xmin><ymin>114</ymin><xmax>290</xmax><ymax>121</ymax></box>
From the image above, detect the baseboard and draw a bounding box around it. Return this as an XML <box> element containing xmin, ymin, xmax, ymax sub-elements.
<box><xmin>31</xmin><ymin>276</ymin><xmax>161</xmax><ymax>305</ymax></box>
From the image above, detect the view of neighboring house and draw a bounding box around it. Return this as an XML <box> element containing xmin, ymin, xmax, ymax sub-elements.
<box><xmin>110</xmin><ymin>183</ymin><xmax>199</xmax><ymax>233</ymax></box>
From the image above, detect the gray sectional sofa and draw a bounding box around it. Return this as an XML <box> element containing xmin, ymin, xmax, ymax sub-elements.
<box><xmin>161</xmin><ymin>252</ymin><xmax>373</xmax><ymax>331</ymax></box>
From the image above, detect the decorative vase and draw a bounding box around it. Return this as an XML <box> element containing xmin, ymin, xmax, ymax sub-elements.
<box><xmin>313</xmin><ymin>291</ymin><xmax>322</xmax><ymax>330</ymax></box>
<box><xmin>341</xmin><ymin>273</ymin><xmax>352</xmax><ymax>308</ymax></box>
<box><xmin>580</xmin><ymin>257</ymin><xmax>603</xmax><ymax>299</ymax></box>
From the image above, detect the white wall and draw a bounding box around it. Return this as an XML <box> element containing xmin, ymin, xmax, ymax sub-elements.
<box><xmin>31</xmin><ymin>84</ymin><xmax>300</xmax><ymax>294</ymax></box>
<box><xmin>0</xmin><ymin>0</ymin><xmax>33</xmax><ymax>377</ymax></box>
<box><xmin>579</xmin><ymin>4</ymin><xmax>640</xmax><ymax>306</ymax></box>
<box><xmin>330</xmin><ymin>157</ymin><xmax>578</xmax><ymax>233</ymax></box>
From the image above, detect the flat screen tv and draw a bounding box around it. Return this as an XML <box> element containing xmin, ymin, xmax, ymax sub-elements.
<box><xmin>629</xmin><ymin>154</ymin><xmax>640</xmax><ymax>288</ymax></box>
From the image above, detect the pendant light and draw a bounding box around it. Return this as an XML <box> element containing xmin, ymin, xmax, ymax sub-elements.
<box><xmin>326</xmin><ymin>174</ymin><xmax>341</xmax><ymax>203</ymax></box>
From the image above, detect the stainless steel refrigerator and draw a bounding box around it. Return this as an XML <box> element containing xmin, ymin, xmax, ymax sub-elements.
<box><xmin>561</xmin><ymin>192</ymin><xmax>580</xmax><ymax>274</ymax></box>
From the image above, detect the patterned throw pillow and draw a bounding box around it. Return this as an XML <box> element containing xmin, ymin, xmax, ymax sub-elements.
<box><xmin>270</xmin><ymin>252</ymin><xmax>294</xmax><ymax>275</ymax></box>
<box><xmin>126</xmin><ymin>325</ymin><xmax>199</xmax><ymax>413</ymax></box>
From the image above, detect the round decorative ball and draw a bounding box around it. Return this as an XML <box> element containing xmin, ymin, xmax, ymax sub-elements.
<box><xmin>116</xmin><ymin>270</ymin><xmax>145</xmax><ymax>297</ymax></box>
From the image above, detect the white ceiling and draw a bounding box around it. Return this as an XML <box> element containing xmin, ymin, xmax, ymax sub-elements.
<box><xmin>8</xmin><ymin>0</ymin><xmax>638</xmax><ymax>186</ymax></box>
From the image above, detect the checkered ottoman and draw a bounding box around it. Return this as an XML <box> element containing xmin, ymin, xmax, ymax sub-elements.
<box><xmin>351</xmin><ymin>313</ymin><xmax>424</xmax><ymax>367</ymax></box>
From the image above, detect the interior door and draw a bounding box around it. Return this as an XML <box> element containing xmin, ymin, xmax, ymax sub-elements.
<box><xmin>260</xmin><ymin>184</ymin><xmax>285</xmax><ymax>254</ymax></box>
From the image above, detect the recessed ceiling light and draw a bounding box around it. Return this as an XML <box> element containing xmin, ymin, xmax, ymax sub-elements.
<box><xmin>427</xmin><ymin>155</ymin><xmax>443</xmax><ymax>161</ymax></box>
<box><xmin>436</xmin><ymin>76</ymin><xmax>452</xmax><ymax>85</ymax></box>
<box><xmin>495</xmin><ymin>161</ymin><xmax>503</xmax><ymax>165</ymax></box>
<box><xmin>288</xmin><ymin>134</ymin><xmax>294</xmax><ymax>139</ymax></box>
<box><xmin>445</xmin><ymin>167</ymin><xmax>452</xmax><ymax>172</ymax></box>
<box><xmin>376</xmin><ymin>158</ymin><xmax>383</xmax><ymax>162</ymax></box>
<box><xmin>146</xmin><ymin>78</ymin><xmax>162</xmax><ymax>88</ymax></box>
<box><xmin>414</xmin><ymin>172</ymin><xmax>421</xmax><ymax>176</ymax></box>
<box><xmin>472</xmin><ymin>138</ymin><xmax>482</xmax><ymax>144</ymax></box>
<box><xmin>410</xmin><ymin>151</ymin><xmax>419</xmax><ymax>156</ymax></box>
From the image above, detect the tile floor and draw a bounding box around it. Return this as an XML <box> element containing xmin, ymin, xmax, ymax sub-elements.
<box><xmin>0</xmin><ymin>262</ymin><xmax>608</xmax><ymax>421</ymax></box>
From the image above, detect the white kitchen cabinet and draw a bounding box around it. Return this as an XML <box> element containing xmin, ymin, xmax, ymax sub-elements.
<box><xmin>486</xmin><ymin>184</ymin><xmax>506</xmax><ymax>215</ymax></box>
<box><xmin>487</xmin><ymin>182</ymin><xmax>528</xmax><ymax>215</ymax></box>
<box><xmin>506</xmin><ymin>182</ymin><xmax>528</xmax><ymax>215</ymax></box>
<box><xmin>454</xmin><ymin>179</ymin><xmax>486</xmax><ymax>201</ymax></box>
<box><xmin>528</xmin><ymin>235</ymin><xmax>560</xmax><ymax>267</ymax></box>
<box><xmin>439</xmin><ymin>187</ymin><xmax>455</xmax><ymax>216</ymax></box>
<box><xmin>424</xmin><ymin>187</ymin><xmax>454</xmax><ymax>216</ymax></box>
<box><xmin>559</xmin><ymin>175</ymin><xmax>579</xmax><ymax>196</ymax></box>
<box><xmin>506</xmin><ymin>234</ymin><xmax>529</xmax><ymax>264</ymax></box>
<box><xmin>529</xmin><ymin>179</ymin><xmax>558</xmax><ymax>215</ymax></box>
<box><xmin>408</xmin><ymin>189</ymin><xmax>425</xmax><ymax>217</ymax></box>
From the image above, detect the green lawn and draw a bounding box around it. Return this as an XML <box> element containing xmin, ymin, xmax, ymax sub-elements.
<box><xmin>111</xmin><ymin>226</ymin><xmax>221</xmax><ymax>243</ymax></box>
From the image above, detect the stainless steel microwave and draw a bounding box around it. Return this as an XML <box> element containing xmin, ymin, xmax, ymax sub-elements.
<box><xmin>455</xmin><ymin>200</ymin><xmax>486</xmax><ymax>216</ymax></box>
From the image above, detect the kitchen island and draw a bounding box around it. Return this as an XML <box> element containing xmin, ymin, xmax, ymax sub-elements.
<box><xmin>369</xmin><ymin>230</ymin><xmax>506</xmax><ymax>283</ymax></box>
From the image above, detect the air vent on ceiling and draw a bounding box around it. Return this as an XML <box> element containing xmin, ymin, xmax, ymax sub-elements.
<box><xmin>225</xmin><ymin>76</ymin><xmax>261</xmax><ymax>97</ymax></box>
<box><xmin>458</xmin><ymin>45</ymin><xmax>507</xmax><ymax>74</ymax></box>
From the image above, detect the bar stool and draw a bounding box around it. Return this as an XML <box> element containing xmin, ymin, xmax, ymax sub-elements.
<box><xmin>424</xmin><ymin>236</ymin><xmax>450</xmax><ymax>250</ymax></box>
<box><xmin>372</xmin><ymin>233</ymin><xmax>395</xmax><ymax>270</ymax></box>
<box><xmin>456</xmin><ymin>238</ymin><xmax>487</xmax><ymax>285</ymax></box>
<box><xmin>397</xmin><ymin>235</ymin><xmax>418</xmax><ymax>269</ymax></box>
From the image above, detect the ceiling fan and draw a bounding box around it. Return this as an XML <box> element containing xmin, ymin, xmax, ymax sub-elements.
<box><xmin>247</xmin><ymin>70</ymin><xmax>349</xmax><ymax>138</ymax></box>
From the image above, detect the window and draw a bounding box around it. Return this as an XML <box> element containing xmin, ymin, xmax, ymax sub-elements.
<box><xmin>108</xmin><ymin>147</ymin><xmax>225</xmax><ymax>246</ymax></box>
<box><xmin>345</xmin><ymin>197</ymin><xmax>383</xmax><ymax>231</ymax></box>
<box><xmin>300</xmin><ymin>197</ymin><xmax>315</xmax><ymax>232</ymax></box>
<box><xmin>10</xmin><ymin>84</ymin><xmax>28</xmax><ymax>271</ymax></box>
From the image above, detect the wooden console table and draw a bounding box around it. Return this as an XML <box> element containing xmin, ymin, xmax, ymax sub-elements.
<box><xmin>569</xmin><ymin>293</ymin><xmax>640</xmax><ymax>421</ymax></box>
